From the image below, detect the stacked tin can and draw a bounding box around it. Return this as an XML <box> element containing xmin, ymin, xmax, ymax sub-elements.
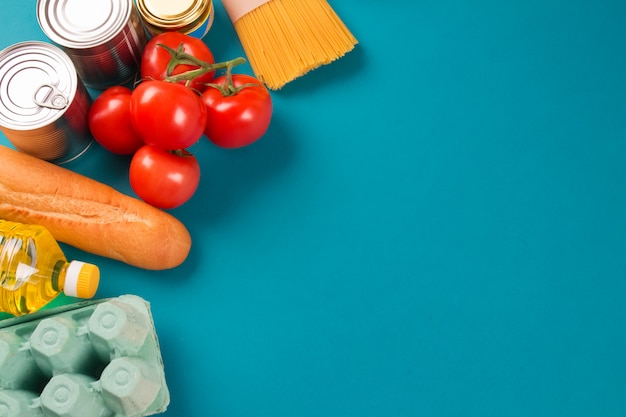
<box><xmin>37</xmin><ymin>0</ymin><xmax>148</xmax><ymax>89</ymax></box>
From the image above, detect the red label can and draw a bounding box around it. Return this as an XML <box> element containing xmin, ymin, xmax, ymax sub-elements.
<box><xmin>37</xmin><ymin>0</ymin><xmax>147</xmax><ymax>89</ymax></box>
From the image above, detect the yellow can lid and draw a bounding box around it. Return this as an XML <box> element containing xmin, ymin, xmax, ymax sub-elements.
<box><xmin>64</xmin><ymin>261</ymin><xmax>100</xmax><ymax>299</ymax></box>
<box><xmin>137</xmin><ymin>0</ymin><xmax>207</xmax><ymax>29</ymax></box>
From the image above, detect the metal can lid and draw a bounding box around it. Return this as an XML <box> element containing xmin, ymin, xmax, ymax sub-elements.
<box><xmin>37</xmin><ymin>0</ymin><xmax>131</xmax><ymax>49</ymax></box>
<box><xmin>137</xmin><ymin>0</ymin><xmax>207</xmax><ymax>29</ymax></box>
<box><xmin>0</xmin><ymin>42</ymin><xmax>77</xmax><ymax>130</ymax></box>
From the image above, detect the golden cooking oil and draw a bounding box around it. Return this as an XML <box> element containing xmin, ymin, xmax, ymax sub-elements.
<box><xmin>0</xmin><ymin>220</ymin><xmax>99</xmax><ymax>316</ymax></box>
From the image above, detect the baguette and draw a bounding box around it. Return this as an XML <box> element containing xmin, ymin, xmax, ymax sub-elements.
<box><xmin>0</xmin><ymin>145</ymin><xmax>191</xmax><ymax>270</ymax></box>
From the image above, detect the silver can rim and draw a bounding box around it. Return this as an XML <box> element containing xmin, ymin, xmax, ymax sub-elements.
<box><xmin>36</xmin><ymin>0</ymin><xmax>132</xmax><ymax>49</ymax></box>
<box><xmin>0</xmin><ymin>41</ymin><xmax>79</xmax><ymax>130</ymax></box>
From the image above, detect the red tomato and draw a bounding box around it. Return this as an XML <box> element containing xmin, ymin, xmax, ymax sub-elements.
<box><xmin>141</xmin><ymin>32</ymin><xmax>215</xmax><ymax>92</ymax></box>
<box><xmin>201</xmin><ymin>74</ymin><xmax>272</xmax><ymax>148</ymax></box>
<box><xmin>130</xmin><ymin>80</ymin><xmax>207</xmax><ymax>151</ymax></box>
<box><xmin>129</xmin><ymin>145</ymin><xmax>200</xmax><ymax>209</ymax></box>
<box><xmin>88</xmin><ymin>86</ymin><xmax>144</xmax><ymax>155</ymax></box>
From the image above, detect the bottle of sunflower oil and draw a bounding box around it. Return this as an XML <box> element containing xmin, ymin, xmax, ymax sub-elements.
<box><xmin>0</xmin><ymin>219</ymin><xmax>100</xmax><ymax>316</ymax></box>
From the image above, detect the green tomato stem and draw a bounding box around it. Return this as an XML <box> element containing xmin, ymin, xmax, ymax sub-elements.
<box><xmin>157</xmin><ymin>43</ymin><xmax>246</xmax><ymax>85</ymax></box>
<box><xmin>204</xmin><ymin>61</ymin><xmax>261</xmax><ymax>97</ymax></box>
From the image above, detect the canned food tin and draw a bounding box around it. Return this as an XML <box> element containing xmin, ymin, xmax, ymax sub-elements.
<box><xmin>37</xmin><ymin>0</ymin><xmax>147</xmax><ymax>89</ymax></box>
<box><xmin>136</xmin><ymin>0</ymin><xmax>214</xmax><ymax>39</ymax></box>
<box><xmin>0</xmin><ymin>42</ymin><xmax>93</xmax><ymax>164</ymax></box>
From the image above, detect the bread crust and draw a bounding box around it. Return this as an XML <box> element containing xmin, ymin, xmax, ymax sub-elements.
<box><xmin>0</xmin><ymin>145</ymin><xmax>191</xmax><ymax>270</ymax></box>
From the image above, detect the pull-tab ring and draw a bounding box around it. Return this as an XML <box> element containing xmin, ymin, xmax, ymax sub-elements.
<box><xmin>33</xmin><ymin>83</ymin><xmax>69</xmax><ymax>110</ymax></box>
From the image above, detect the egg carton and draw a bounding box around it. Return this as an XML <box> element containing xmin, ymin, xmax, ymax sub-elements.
<box><xmin>0</xmin><ymin>295</ymin><xmax>170</xmax><ymax>417</ymax></box>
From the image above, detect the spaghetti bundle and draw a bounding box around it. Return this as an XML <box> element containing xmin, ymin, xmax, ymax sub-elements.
<box><xmin>221</xmin><ymin>0</ymin><xmax>357</xmax><ymax>90</ymax></box>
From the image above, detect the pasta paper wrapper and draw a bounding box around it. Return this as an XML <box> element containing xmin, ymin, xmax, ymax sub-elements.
<box><xmin>221</xmin><ymin>0</ymin><xmax>272</xmax><ymax>22</ymax></box>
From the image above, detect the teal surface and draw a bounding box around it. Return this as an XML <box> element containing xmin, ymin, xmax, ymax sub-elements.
<box><xmin>2</xmin><ymin>1</ymin><xmax>626</xmax><ymax>416</ymax></box>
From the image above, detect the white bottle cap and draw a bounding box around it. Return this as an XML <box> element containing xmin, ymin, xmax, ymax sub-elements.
<box><xmin>64</xmin><ymin>260</ymin><xmax>100</xmax><ymax>299</ymax></box>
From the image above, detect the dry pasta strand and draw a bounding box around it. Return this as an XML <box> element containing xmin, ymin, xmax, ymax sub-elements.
<box><xmin>233</xmin><ymin>0</ymin><xmax>358</xmax><ymax>90</ymax></box>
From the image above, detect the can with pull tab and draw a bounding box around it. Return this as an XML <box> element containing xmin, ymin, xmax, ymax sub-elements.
<box><xmin>0</xmin><ymin>41</ymin><xmax>93</xmax><ymax>164</ymax></box>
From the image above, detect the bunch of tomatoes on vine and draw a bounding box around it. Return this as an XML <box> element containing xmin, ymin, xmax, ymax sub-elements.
<box><xmin>88</xmin><ymin>32</ymin><xmax>273</xmax><ymax>209</ymax></box>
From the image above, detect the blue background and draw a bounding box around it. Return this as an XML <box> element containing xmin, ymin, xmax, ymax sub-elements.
<box><xmin>2</xmin><ymin>1</ymin><xmax>626</xmax><ymax>416</ymax></box>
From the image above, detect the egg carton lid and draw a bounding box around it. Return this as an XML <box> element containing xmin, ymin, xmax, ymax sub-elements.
<box><xmin>0</xmin><ymin>294</ymin><xmax>170</xmax><ymax>417</ymax></box>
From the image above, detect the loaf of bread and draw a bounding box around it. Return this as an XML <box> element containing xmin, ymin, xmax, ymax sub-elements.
<box><xmin>0</xmin><ymin>145</ymin><xmax>191</xmax><ymax>270</ymax></box>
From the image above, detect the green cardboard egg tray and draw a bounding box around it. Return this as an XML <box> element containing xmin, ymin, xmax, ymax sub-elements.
<box><xmin>0</xmin><ymin>295</ymin><xmax>170</xmax><ymax>417</ymax></box>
